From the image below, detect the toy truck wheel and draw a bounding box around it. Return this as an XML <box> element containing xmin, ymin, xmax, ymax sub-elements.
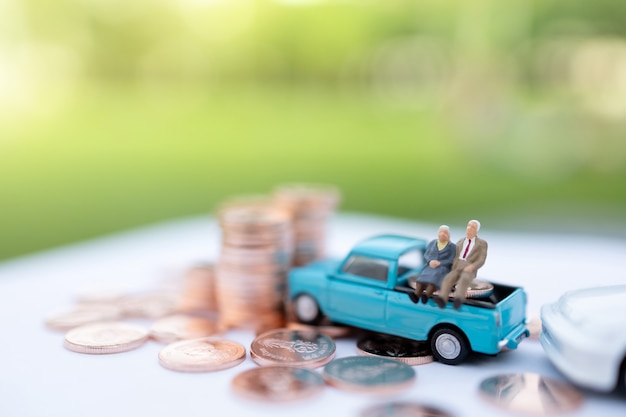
<box><xmin>431</xmin><ymin>327</ymin><xmax>469</xmax><ymax>365</ymax></box>
<box><xmin>293</xmin><ymin>294</ymin><xmax>323</xmax><ymax>325</ymax></box>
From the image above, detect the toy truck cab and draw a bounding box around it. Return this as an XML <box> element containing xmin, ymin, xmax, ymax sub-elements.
<box><xmin>288</xmin><ymin>234</ymin><xmax>529</xmax><ymax>365</ymax></box>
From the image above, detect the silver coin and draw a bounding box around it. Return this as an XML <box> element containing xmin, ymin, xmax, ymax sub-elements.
<box><xmin>323</xmin><ymin>356</ymin><xmax>416</xmax><ymax>394</ymax></box>
<box><xmin>478</xmin><ymin>373</ymin><xmax>584</xmax><ymax>415</ymax></box>
<box><xmin>358</xmin><ymin>402</ymin><xmax>454</xmax><ymax>417</ymax></box>
<box><xmin>408</xmin><ymin>277</ymin><xmax>494</xmax><ymax>298</ymax></box>
<box><xmin>250</xmin><ymin>328</ymin><xmax>336</xmax><ymax>368</ymax></box>
<box><xmin>231</xmin><ymin>365</ymin><xmax>325</xmax><ymax>402</ymax></box>
<box><xmin>357</xmin><ymin>334</ymin><xmax>433</xmax><ymax>366</ymax></box>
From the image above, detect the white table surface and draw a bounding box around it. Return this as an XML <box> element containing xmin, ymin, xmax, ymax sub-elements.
<box><xmin>1</xmin><ymin>212</ymin><xmax>625</xmax><ymax>417</ymax></box>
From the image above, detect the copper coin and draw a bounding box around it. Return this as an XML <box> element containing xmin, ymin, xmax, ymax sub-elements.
<box><xmin>158</xmin><ymin>337</ymin><xmax>246</xmax><ymax>372</ymax></box>
<box><xmin>177</xmin><ymin>264</ymin><xmax>217</xmax><ymax>312</ymax></box>
<box><xmin>45</xmin><ymin>305</ymin><xmax>121</xmax><ymax>331</ymax></box>
<box><xmin>526</xmin><ymin>316</ymin><xmax>542</xmax><ymax>340</ymax></box>
<box><xmin>64</xmin><ymin>321</ymin><xmax>149</xmax><ymax>354</ymax></box>
<box><xmin>358</xmin><ymin>402</ymin><xmax>454</xmax><ymax>417</ymax></box>
<box><xmin>150</xmin><ymin>314</ymin><xmax>219</xmax><ymax>344</ymax></box>
<box><xmin>250</xmin><ymin>328</ymin><xmax>335</xmax><ymax>368</ymax></box>
<box><xmin>357</xmin><ymin>334</ymin><xmax>433</xmax><ymax>366</ymax></box>
<box><xmin>323</xmin><ymin>356</ymin><xmax>416</xmax><ymax>394</ymax></box>
<box><xmin>117</xmin><ymin>291</ymin><xmax>181</xmax><ymax>319</ymax></box>
<box><xmin>231</xmin><ymin>365</ymin><xmax>325</xmax><ymax>402</ymax></box>
<box><xmin>286</xmin><ymin>321</ymin><xmax>355</xmax><ymax>339</ymax></box>
<box><xmin>218</xmin><ymin>204</ymin><xmax>291</xmax><ymax>230</ymax></box>
<box><xmin>478</xmin><ymin>373</ymin><xmax>584</xmax><ymax>415</ymax></box>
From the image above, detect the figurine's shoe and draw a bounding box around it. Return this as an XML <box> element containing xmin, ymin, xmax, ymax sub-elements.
<box><xmin>408</xmin><ymin>292</ymin><xmax>419</xmax><ymax>304</ymax></box>
<box><xmin>433</xmin><ymin>296</ymin><xmax>446</xmax><ymax>309</ymax></box>
<box><xmin>453</xmin><ymin>297</ymin><xmax>463</xmax><ymax>310</ymax></box>
<box><xmin>420</xmin><ymin>294</ymin><xmax>428</xmax><ymax>304</ymax></box>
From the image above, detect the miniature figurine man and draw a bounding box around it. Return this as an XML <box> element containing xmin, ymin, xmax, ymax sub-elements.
<box><xmin>433</xmin><ymin>219</ymin><xmax>488</xmax><ymax>310</ymax></box>
<box><xmin>409</xmin><ymin>225</ymin><xmax>456</xmax><ymax>304</ymax></box>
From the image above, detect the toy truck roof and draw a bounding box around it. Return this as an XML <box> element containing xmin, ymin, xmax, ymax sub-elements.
<box><xmin>350</xmin><ymin>234</ymin><xmax>427</xmax><ymax>260</ymax></box>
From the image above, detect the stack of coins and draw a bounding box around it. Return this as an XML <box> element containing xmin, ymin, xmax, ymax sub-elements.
<box><xmin>215</xmin><ymin>199</ymin><xmax>294</xmax><ymax>331</ymax></box>
<box><xmin>272</xmin><ymin>183</ymin><xmax>341</xmax><ymax>266</ymax></box>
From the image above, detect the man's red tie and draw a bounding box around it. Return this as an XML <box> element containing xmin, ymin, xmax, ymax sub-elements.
<box><xmin>462</xmin><ymin>239</ymin><xmax>471</xmax><ymax>259</ymax></box>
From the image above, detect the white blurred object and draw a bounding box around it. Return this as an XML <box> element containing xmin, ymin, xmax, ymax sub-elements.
<box><xmin>540</xmin><ymin>285</ymin><xmax>626</xmax><ymax>392</ymax></box>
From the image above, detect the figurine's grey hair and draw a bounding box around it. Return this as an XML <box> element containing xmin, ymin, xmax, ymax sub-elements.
<box><xmin>469</xmin><ymin>219</ymin><xmax>481</xmax><ymax>231</ymax></box>
<box><xmin>438</xmin><ymin>225</ymin><xmax>450</xmax><ymax>232</ymax></box>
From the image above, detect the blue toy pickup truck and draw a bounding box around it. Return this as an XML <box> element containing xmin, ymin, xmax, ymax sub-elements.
<box><xmin>287</xmin><ymin>234</ymin><xmax>529</xmax><ymax>365</ymax></box>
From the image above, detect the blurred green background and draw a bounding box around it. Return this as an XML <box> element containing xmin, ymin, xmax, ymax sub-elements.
<box><xmin>2</xmin><ymin>0</ymin><xmax>626</xmax><ymax>261</ymax></box>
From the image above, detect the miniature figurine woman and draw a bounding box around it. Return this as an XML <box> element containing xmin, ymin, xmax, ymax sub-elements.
<box><xmin>410</xmin><ymin>225</ymin><xmax>456</xmax><ymax>304</ymax></box>
<box><xmin>434</xmin><ymin>219</ymin><xmax>488</xmax><ymax>310</ymax></box>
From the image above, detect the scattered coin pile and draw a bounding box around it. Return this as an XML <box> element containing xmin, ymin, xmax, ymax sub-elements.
<box><xmin>45</xmin><ymin>282</ymin><xmax>583</xmax><ymax>414</ymax></box>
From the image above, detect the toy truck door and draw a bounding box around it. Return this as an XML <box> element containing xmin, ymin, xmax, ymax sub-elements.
<box><xmin>325</xmin><ymin>254</ymin><xmax>389</xmax><ymax>326</ymax></box>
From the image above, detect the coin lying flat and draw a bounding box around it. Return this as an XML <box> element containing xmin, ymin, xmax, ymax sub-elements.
<box><xmin>64</xmin><ymin>321</ymin><xmax>149</xmax><ymax>354</ymax></box>
<box><xmin>479</xmin><ymin>373</ymin><xmax>584</xmax><ymax>415</ymax></box>
<box><xmin>357</xmin><ymin>333</ymin><xmax>433</xmax><ymax>366</ymax></box>
<box><xmin>526</xmin><ymin>316</ymin><xmax>542</xmax><ymax>340</ymax></box>
<box><xmin>323</xmin><ymin>356</ymin><xmax>416</xmax><ymax>394</ymax></box>
<box><xmin>150</xmin><ymin>314</ymin><xmax>219</xmax><ymax>344</ymax></box>
<box><xmin>232</xmin><ymin>365</ymin><xmax>325</xmax><ymax>402</ymax></box>
<box><xmin>408</xmin><ymin>277</ymin><xmax>494</xmax><ymax>299</ymax></box>
<box><xmin>45</xmin><ymin>305</ymin><xmax>121</xmax><ymax>331</ymax></box>
<box><xmin>250</xmin><ymin>328</ymin><xmax>335</xmax><ymax>368</ymax></box>
<box><xmin>117</xmin><ymin>291</ymin><xmax>182</xmax><ymax>319</ymax></box>
<box><xmin>158</xmin><ymin>337</ymin><xmax>246</xmax><ymax>372</ymax></box>
<box><xmin>286</xmin><ymin>321</ymin><xmax>355</xmax><ymax>339</ymax></box>
<box><xmin>358</xmin><ymin>402</ymin><xmax>454</xmax><ymax>417</ymax></box>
